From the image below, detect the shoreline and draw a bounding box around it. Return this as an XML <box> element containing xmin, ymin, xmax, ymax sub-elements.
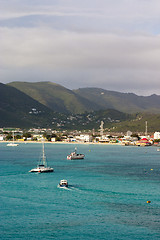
<box><xmin>1</xmin><ymin>140</ymin><xmax>157</xmax><ymax>147</ymax></box>
<box><xmin>0</xmin><ymin>140</ymin><xmax>122</xmax><ymax>145</ymax></box>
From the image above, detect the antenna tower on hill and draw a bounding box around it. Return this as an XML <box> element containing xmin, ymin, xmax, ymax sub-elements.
<box><xmin>100</xmin><ymin>121</ymin><xmax>104</xmax><ymax>136</ymax></box>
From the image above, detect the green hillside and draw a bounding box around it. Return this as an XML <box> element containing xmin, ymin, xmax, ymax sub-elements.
<box><xmin>8</xmin><ymin>82</ymin><xmax>99</xmax><ymax>114</ymax></box>
<box><xmin>3</xmin><ymin>81</ymin><xmax>160</xmax><ymax>132</ymax></box>
<box><xmin>54</xmin><ymin>109</ymin><xmax>133</xmax><ymax>130</ymax></box>
<box><xmin>74</xmin><ymin>88</ymin><xmax>160</xmax><ymax>114</ymax></box>
<box><xmin>0</xmin><ymin>82</ymin><xmax>134</xmax><ymax>130</ymax></box>
<box><xmin>110</xmin><ymin>113</ymin><xmax>160</xmax><ymax>133</ymax></box>
<box><xmin>55</xmin><ymin>111</ymin><xmax>160</xmax><ymax>133</ymax></box>
<box><xmin>1</xmin><ymin>82</ymin><xmax>160</xmax><ymax>132</ymax></box>
<box><xmin>8</xmin><ymin>82</ymin><xmax>160</xmax><ymax>114</ymax></box>
<box><xmin>0</xmin><ymin>83</ymin><xmax>64</xmax><ymax>128</ymax></box>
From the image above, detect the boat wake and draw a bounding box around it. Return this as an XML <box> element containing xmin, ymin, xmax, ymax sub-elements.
<box><xmin>69</xmin><ymin>185</ymin><xmax>82</xmax><ymax>191</ymax></box>
<box><xmin>57</xmin><ymin>185</ymin><xmax>82</xmax><ymax>192</ymax></box>
<box><xmin>57</xmin><ymin>185</ymin><xmax>72</xmax><ymax>191</ymax></box>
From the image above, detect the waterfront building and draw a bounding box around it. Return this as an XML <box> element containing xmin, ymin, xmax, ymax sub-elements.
<box><xmin>154</xmin><ymin>132</ymin><xmax>160</xmax><ymax>140</ymax></box>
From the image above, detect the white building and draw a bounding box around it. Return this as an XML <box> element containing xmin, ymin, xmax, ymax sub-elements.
<box><xmin>0</xmin><ymin>136</ymin><xmax>4</xmax><ymax>141</ymax></box>
<box><xmin>154</xmin><ymin>132</ymin><xmax>160</xmax><ymax>139</ymax></box>
<box><xmin>76</xmin><ymin>134</ymin><xmax>92</xmax><ymax>142</ymax></box>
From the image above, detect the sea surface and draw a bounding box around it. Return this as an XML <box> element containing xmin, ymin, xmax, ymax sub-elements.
<box><xmin>0</xmin><ymin>143</ymin><xmax>160</xmax><ymax>240</ymax></box>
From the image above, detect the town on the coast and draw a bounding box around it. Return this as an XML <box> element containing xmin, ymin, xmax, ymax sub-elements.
<box><xmin>1</xmin><ymin>120</ymin><xmax>160</xmax><ymax>147</ymax></box>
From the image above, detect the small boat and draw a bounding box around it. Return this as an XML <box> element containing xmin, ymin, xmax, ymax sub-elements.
<box><xmin>29</xmin><ymin>142</ymin><xmax>54</xmax><ymax>173</ymax></box>
<box><xmin>7</xmin><ymin>143</ymin><xmax>19</xmax><ymax>146</ymax></box>
<box><xmin>67</xmin><ymin>147</ymin><xmax>85</xmax><ymax>160</ymax></box>
<box><xmin>157</xmin><ymin>148</ymin><xmax>160</xmax><ymax>151</ymax></box>
<box><xmin>58</xmin><ymin>179</ymin><xmax>68</xmax><ymax>188</ymax></box>
<box><xmin>7</xmin><ymin>132</ymin><xmax>19</xmax><ymax>146</ymax></box>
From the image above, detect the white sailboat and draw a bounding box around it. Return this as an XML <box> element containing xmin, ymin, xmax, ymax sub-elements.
<box><xmin>7</xmin><ymin>132</ymin><xmax>19</xmax><ymax>146</ymax></box>
<box><xmin>29</xmin><ymin>142</ymin><xmax>54</xmax><ymax>173</ymax></box>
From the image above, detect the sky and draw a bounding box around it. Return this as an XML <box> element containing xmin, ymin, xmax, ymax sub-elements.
<box><xmin>1</xmin><ymin>0</ymin><xmax>160</xmax><ymax>95</ymax></box>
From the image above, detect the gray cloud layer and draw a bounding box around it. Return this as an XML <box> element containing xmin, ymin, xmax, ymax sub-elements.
<box><xmin>0</xmin><ymin>0</ymin><xmax>160</xmax><ymax>95</ymax></box>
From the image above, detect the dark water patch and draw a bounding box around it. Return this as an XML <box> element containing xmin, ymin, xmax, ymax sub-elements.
<box><xmin>97</xmin><ymin>201</ymin><xmax>160</xmax><ymax>231</ymax></box>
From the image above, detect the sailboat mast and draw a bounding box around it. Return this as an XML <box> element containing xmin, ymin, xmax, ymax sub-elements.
<box><xmin>42</xmin><ymin>142</ymin><xmax>47</xmax><ymax>166</ymax></box>
<box><xmin>13</xmin><ymin>131</ymin><xmax>14</xmax><ymax>143</ymax></box>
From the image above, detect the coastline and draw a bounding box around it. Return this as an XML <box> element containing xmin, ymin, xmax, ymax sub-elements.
<box><xmin>0</xmin><ymin>140</ymin><xmax>122</xmax><ymax>145</ymax></box>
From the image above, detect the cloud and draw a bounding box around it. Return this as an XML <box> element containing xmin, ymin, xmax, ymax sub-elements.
<box><xmin>1</xmin><ymin>0</ymin><xmax>160</xmax><ymax>34</ymax></box>
<box><xmin>0</xmin><ymin>26</ymin><xmax>160</xmax><ymax>95</ymax></box>
<box><xmin>0</xmin><ymin>0</ymin><xmax>160</xmax><ymax>95</ymax></box>
<box><xmin>1</xmin><ymin>27</ymin><xmax>160</xmax><ymax>69</ymax></box>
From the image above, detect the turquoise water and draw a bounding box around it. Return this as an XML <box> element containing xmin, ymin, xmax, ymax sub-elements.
<box><xmin>0</xmin><ymin>143</ymin><xmax>160</xmax><ymax>240</ymax></box>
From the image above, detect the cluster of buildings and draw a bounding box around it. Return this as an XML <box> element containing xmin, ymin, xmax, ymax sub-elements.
<box><xmin>1</xmin><ymin>127</ymin><xmax>160</xmax><ymax>146</ymax></box>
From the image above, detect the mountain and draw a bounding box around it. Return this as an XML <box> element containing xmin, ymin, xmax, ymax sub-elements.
<box><xmin>8</xmin><ymin>82</ymin><xmax>99</xmax><ymax>114</ymax></box>
<box><xmin>0</xmin><ymin>83</ymin><xmax>64</xmax><ymax>128</ymax></box>
<box><xmin>0</xmin><ymin>82</ymin><xmax>134</xmax><ymax>130</ymax></box>
<box><xmin>1</xmin><ymin>82</ymin><xmax>160</xmax><ymax>132</ymax></box>
<box><xmin>8</xmin><ymin>81</ymin><xmax>160</xmax><ymax>114</ymax></box>
<box><xmin>74</xmin><ymin>88</ymin><xmax>160</xmax><ymax>114</ymax></box>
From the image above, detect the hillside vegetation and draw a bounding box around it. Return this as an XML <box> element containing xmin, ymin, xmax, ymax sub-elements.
<box><xmin>8</xmin><ymin>82</ymin><xmax>99</xmax><ymax>114</ymax></box>
<box><xmin>0</xmin><ymin>83</ymin><xmax>64</xmax><ymax>128</ymax></box>
<box><xmin>2</xmin><ymin>81</ymin><xmax>160</xmax><ymax>132</ymax></box>
<box><xmin>8</xmin><ymin>81</ymin><xmax>160</xmax><ymax>114</ymax></box>
<box><xmin>110</xmin><ymin>113</ymin><xmax>160</xmax><ymax>133</ymax></box>
<box><xmin>74</xmin><ymin>88</ymin><xmax>160</xmax><ymax>114</ymax></box>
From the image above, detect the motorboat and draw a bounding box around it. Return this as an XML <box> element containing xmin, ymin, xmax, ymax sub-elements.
<box><xmin>67</xmin><ymin>148</ymin><xmax>85</xmax><ymax>160</ymax></box>
<box><xmin>58</xmin><ymin>179</ymin><xmax>68</xmax><ymax>188</ymax></box>
<box><xmin>29</xmin><ymin>142</ymin><xmax>54</xmax><ymax>173</ymax></box>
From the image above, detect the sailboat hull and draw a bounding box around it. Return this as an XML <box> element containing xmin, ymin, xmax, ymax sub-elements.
<box><xmin>7</xmin><ymin>143</ymin><xmax>19</xmax><ymax>146</ymax></box>
<box><xmin>29</xmin><ymin>167</ymin><xmax>54</xmax><ymax>173</ymax></box>
<box><xmin>7</xmin><ymin>131</ymin><xmax>19</xmax><ymax>146</ymax></box>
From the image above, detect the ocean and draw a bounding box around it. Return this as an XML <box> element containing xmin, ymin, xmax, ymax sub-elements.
<box><xmin>0</xmin><ymin>143</ymin><xmax>160</xmax><ymax>240</ymax></box>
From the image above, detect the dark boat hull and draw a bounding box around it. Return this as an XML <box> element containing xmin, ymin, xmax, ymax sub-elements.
<box><xmin>67</xmin><ymin>154</ymin><xmax>85</xmax><ymax>160</ymax></box>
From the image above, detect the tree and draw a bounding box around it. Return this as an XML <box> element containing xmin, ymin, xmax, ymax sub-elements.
<box><xmin>15</xmin><ymin>135</ymin><xmax>21</xmax><ymax>140</ymax></box>
<box><xmin>131</xmin><ymin>133</ymin><xmax>140</xmax><ymax>140</ymax></box>
<box><xmin>23</xmin><ymin>132</ymin><xmax>32</xmax><ymax>138</ymax></box>
<box><xmin>6</xmin><ymin>133</ymin><xmax>12</xmax><ymax>140</ymax></box>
